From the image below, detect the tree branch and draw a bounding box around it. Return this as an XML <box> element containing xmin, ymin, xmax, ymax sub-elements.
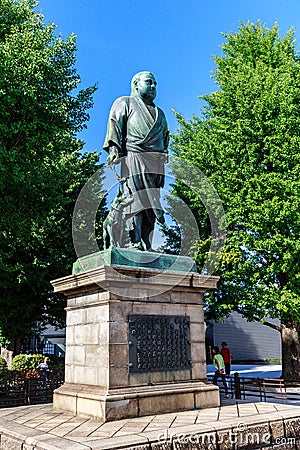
<box><xmin>253</xmin><ymin>316</ymin><xmax>281</xmax><ymax>332</ymax></box>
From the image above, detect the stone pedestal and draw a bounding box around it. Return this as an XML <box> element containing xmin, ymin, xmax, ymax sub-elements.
<box><xmin>51</xmin><ymin>250</ymin><xmax>220</xmax><ymax>421</ymax></box>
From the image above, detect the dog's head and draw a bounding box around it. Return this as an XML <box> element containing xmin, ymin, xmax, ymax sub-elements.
<box><xmin>111</xmin><ymin>194</ymin><xmax>134</xmax><ymax>211</ymax></box>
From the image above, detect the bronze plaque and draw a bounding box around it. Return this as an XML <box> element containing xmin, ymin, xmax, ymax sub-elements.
<box><xmin>128</xmin><ymin>314</ymin><xmax>191</xmax><ymax>373</ymax></box>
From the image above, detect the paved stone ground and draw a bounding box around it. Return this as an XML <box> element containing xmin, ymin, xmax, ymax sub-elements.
<box><xmin>0</xmin><ymin>400</ymin><xmax>299</xmax><ymax>449</ymax></box>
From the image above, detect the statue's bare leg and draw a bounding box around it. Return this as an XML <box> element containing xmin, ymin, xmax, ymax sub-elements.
<box><xmin>129</xmin><ymin>213</ymin><xmax>143</xmax><ymax>250</ymax></box>
<box><xmin>141</xmin><ymin>216</ymin><xmax>155</xmax><ymax>250</ymax></box>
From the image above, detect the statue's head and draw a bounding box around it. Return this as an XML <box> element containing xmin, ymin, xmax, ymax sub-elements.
<box><xmin>130</xmin><ymin>71</ymin><xmax>157</xmax><ymax>103</ymax></box>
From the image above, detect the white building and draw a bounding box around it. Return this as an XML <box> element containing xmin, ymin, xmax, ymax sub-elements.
<box><xmin>207</xmin><ymin>311</ymin><xmax>281</xmax><ymax>361</ymax></box>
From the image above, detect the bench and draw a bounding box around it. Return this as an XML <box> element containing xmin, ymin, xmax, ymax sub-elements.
<box><xmin>261</xmin><ymin>378</ymin><xmax>287</xmax><ymax>404</ymax></box>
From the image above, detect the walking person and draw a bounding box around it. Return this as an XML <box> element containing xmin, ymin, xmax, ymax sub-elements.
<box><xmin>220</xmin><ymin>341</ymin><xmax>232</xmax><ymax>377</ymax></box>
<box><xmin>37</xmin><ymin>357</ymin><xmax>50</xmax><ymax>386</ymax></box>
<box><xmin>212</xmin><ymin>346</ymin><xmax>229</xmax><ymax>398</ymax></box>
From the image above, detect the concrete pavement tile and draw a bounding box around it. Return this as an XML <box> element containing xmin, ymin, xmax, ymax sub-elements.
<box><xmin>25</xmin><ymin>417</ymin><xmax>61</xmax><ymax>429</ymax></box>
<box><xmin>201</xmin><ymin>419</ymin><xmax>240</xmax><ymax>431</ymax></box>
<box><xmin>275</xmin><ymin>408</ymin><xmax>300</xmax><ymax>419</ymax></box>
<box><xmin>237</xmin><ymin>404</ymin><xmax>258</xmax><ymax>413</ymax></box>
<box><xmin>149</xmin><ymin>416</ymin><xmax>176</xmax><ymax>424</ymax></box>
<box><xmin>195</xmin><ymin>408</ymin><xmax>220</xmax><ymax>421</ymax></box>
<box><xmin>153</xmin><ymin>413</ymin><xmax>176</xmax><ymax>419</ymax></box>
<box><xmin>218</xmin><ymin>409</ymin><xmax>239</xmax><ymax>416</ymax></box>
<box><xmin>173</xmin><ymin>411</ymin><xmax>198</xmax><ymax>417</ymax></box>
<box><xmin>274</xmin><ymin>403</ymin><xmax>296</xmax><ymax>409</ymax></box>
<box><xmin>195</xmin><ymin>411</ymin><xmax>221</xmax><ymax>417</ymax></box>
<box><xmin>217</xmin><ymin>411</ymin><xmax>238</xmax><ymax>421</ymax></box>
<box><xmin>112</xmin><ymin>431</ymin><xmax>146</xmax><ymax>437</ymax></box>
<box><xmin>0</xmin><ymin>405</ymin><xmax>34</xmax><ymax>419</ymax></box>
<box><xmin>124</xmin><ymin>416</ymin><xmax>155</xmax><ymax>424</ymax></box>
<box><xmin>143</xmin><ymin>420</ymin><xmax>174</xmax><ymax>430</ymax></box>
<box><xmin>0</xmin><ymin>410</ymin><xmax>30</xmax><ymax>422</ymax></box>
<box><xmin>150</xmin><ymin>417</ymin><xmax>176</xmax><ymax>422</ymax></box>
<box><xmin>254</xmin><ymin>402</ymin><xmax>281</xmax><ymax>413</ymax></box>
<box><xmin>151</xmin><ymin>422</ymin><xmax>219</xmax><ymax>437</ymax></box>
<box><xmin>147</xmin><ymin>418</ymin><xmax>175</xmax><ymax>423</ymax></box>
<box><xmin>50</xmin><ymin>416</ymin><xmax>89</xmax><ymax>437</ymax></box>
<box><xmin>21</xmin><ymin>412</ymin><xmax>65</xmax><ymax>428</ymax></box>
<box><xmin>35</xmin><ymin>413</ymin><xmax>77</xmax><ymax>432</ymax></box>
<box><xmin>113</xmin><ymin>422</ymin><xmax>151</xmax><ymax>433</ymax></box>
<box><xmin>89</xmin><ymin>421</ymin><xmax>130</xmax><ymax>438</ymax></box>
<box><xmin>149</xmin><ymin>419</ymin><xmax>177</xmax><ymax>427</ymax></box>
<box><xmin>127</xmin><ymin>421</ymin><xmax>157</xmax><ymax>431</ymax></box>
<box><xmin>218</xmin><ymin>414</ymin><xmax>239</xmax><ymax>421</ymax></box>
<box><xmin>173</xmin><ymin>412</ymin><xmax>199</xmax><ymax>418</ymax></box>
<box><xmin>66</xmin><ymin>419</ymin><xmax>104</xmax><ymax>437</ymax></box>
<box><xmin>85</xmin><ymin>429</ymin><xmax>117</xmax><ymax>438</ymax></box>
<box><xmin>238</xmin><ymin>411</ymin><xmax>260</xmax><ymax>418</ymax></box>
<box><xmin>219</xmin><ymin>404</ymin><xmax>239</xmax><ymax>411</ymax></box>
<box><xmin>16</xmin><ymin>413</ymin><xmax>45</xmax><ymax>424</ymax></box>
<box><xmin>113</xmin><ymin>427</ymin><xmax>149</xmax><ymax>437</ymax></box>
<box><xmin>218</xmin><ymin>407</ymin><xmax>238</xmax><ymax>414</ymax></box>
<box><xmin>169</xmin><ymin>419</ymin><xmax>197</xmax><ymax>427</ymax></box>
<box><xmin>195</xmin><ymin>416</ymin><xmax>219</xmax><ymax>425</ymax></box>
<box><xmin>8</xmin><ymin>405</ymin><xmax>52</xmax><ymax>423</ymax></box>
<box><xmin>171</xmin><ymin>417</ymin><xmax>197</xmax><ymax>423</ymax></box>
<box><xmin>96</xmin><ymin>419</ymin><xmax>129</xmax><ymax>431</ymax></box>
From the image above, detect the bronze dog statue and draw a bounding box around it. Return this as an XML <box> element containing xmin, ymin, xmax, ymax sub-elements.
<box><xmin>103</xmin><ymin>192</ymin><xmax>134</xmax><ymax>249</ymax></box>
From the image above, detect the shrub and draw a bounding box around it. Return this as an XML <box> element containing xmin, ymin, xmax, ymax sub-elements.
<box><xmin>0</xmin><ymin>369</ymin><xmax>10</xmax><ymax>383</ymax></box>
<box><xmin>0</xmin><ymin>356</ymin><xmax>7</xmax><ymax>370</ymax></box>
<box><xmin>11</xmin><ymin>354</ymin><xmax>44</xmax><ymax>371</ymax></box>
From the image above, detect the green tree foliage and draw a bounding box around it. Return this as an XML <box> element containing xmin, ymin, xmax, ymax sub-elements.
<box><xmin>0</xmin><ymin>0</ymin><xmax>104</xmax><ymax>351</ymax></box>
<box><xmin>172</xmin><ymin>21</ymin><xmax>300</xmax><ymax>379</ymax></box>
<box><xmin>11</xmin><ymin>353</ymin><xmax>43</xmax><ymax>370</ymax></box>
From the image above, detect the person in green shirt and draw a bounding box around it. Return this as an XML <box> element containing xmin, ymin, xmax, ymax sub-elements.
<box><xmin>212</xmin><ymin>346</ymin><xmax>229</xmax><ymax>398</ymax></box>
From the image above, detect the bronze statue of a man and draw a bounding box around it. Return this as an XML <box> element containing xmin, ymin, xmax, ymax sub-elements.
<box><xmin>103</xmin><ymin>71</ymin><xmax>169</xmax><ymax>251</ymax></box>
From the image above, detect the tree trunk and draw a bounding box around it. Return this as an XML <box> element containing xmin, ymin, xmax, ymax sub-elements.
<box><xmin>1</xmin><ymin>347</ymin><xmax>13</xmax><ymax>370</ymax></box>
<box><xmin>8</xmin><ymin>336</ymin><xmax>21</xmax><ymax>356</ymax></box>
<box><xmin>281</xmin><ymin>319</ymin><xmax>300</xmax><ymax>381</ymax></box>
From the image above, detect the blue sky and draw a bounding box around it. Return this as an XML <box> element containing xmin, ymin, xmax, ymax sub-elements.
<box><xmin>37</xmin><ymin>0</ymin><xmax>300</xmax><ymax>165</ymax></box>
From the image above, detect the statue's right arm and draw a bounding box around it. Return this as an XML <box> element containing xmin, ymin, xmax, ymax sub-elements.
<box><xmin>103</xmin><ymin>97</ymin><xmax>129</xmax><ymax>164</ymax></box>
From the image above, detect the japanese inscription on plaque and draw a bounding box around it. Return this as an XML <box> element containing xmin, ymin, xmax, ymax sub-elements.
<box><xmin>128</xmin><ymin>314</ymin><xmax>191</xmax><ymax>373</ymax></box>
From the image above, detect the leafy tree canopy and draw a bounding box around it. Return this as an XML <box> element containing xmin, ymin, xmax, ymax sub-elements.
<box><xmin>171</xmin><ymin>21</ymin><xmax>300</xmax><ymax>378</ymax></box>
<box><xmin>0</xmin><ymin>0</ymin><xmax>104</xmax><ymax>350</ymax></box>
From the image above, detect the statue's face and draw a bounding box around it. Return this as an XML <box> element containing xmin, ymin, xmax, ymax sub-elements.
<box><xmin>135</xmin><ymin>73</ymin><xmax>157</xmax><ymax>102</ymax></box>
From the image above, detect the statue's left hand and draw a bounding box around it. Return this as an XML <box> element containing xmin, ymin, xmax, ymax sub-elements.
<box><xmin>107</xmin><ymin>147</ymin><xmax>120</xmax><ymax>166</ymax></box>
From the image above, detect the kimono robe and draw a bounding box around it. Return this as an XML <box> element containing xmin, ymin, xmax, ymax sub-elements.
<box><xmin>103</xmin><ymin>95</ymin><xmax>169</xmax><ymax>226</ymax></box>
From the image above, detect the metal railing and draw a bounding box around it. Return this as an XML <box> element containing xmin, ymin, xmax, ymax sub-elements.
<box><xmin>0</xmin><ymin>369</ymin><xmax>64</xmax><ymax>407</ymax></box>
<box><xmin>207</xmin><ymin>372</ymin><xmax>300</xmax><ymax>405</ymax></box>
